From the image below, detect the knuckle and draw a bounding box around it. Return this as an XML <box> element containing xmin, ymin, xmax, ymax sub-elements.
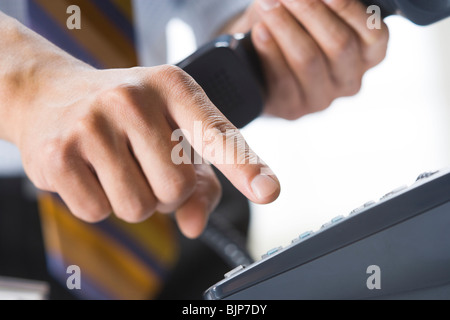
<box><xmin>159</xmin><ymin>65</ymin><xmax>197</xmax><ymax>90</ymax></box>
<box><xmin>331</xmin><ymin>33</ymin><xmax>358</xmax><ymax>59</ymax></box>
<box><xmin>291</xmin><ymin>50</ymin><xmax>321</xmax><ymax>73</ymax></box>
<box><xmin>319</xmin><ymin>96</ymin><xmax>335</xmax><ymax>111</ymax></box>
<box><xmin>297</xmin><ymin>0</ymin><xmax>322</xmax><ymax>12</ymax></box>
<box><xmin>201</xmin><ymin>118</ymin><xmax>237</xmax><ymax>160</ymax></box>
<box><xmin>366</xmin><ymin>26</ymin><xmax>390</xmax><ymax>66</ymax></box>
<box><xmin>283</xmin><ymin>108</ymin><xmax>306</xmax><ymax>121</ymax></box>
<box><xmin>348</xmin><ymin>78</ymin><xmax>363</xmax><ymax>96</ymax></box>
<box><xmin>304</xmin><ymin>92</ymin><xmax>334</xmax><ymax>114</ymax></box>
<box><xmin>202</xmin><ymin>117</ymin><xmax>235</xmax><ymax>140</ymax></box>
<box><xmin>42</xmin><ymin>138</ymin><xmax>74</xmax><ymax>174</ymax></box>
<box><xmin>326</xmin><ymin>0</ymin><xmax>354</xmax><ymax>13</ymax></box>
<box><xmin>280</xmin><ymin>96</ymin><xmax>306</xmax><ymax>120</ymax></box>
<box><xmin>207</xmin><ymin>175</ymin><xmax>223</xmax><ymax>212</ymax></box>
<box><xmin>79</xmin><ymin>203</ymin><xmax>112</xmax><ymax>223</ymax></box>
<box><xmin>172</xmin><ymin>171</ymin><xmax>197</xmax><ymax>202</ymax></box>
<box><xmin>65</xmin><ymin>194</ymin><xmax>112</xmax><ymax>223</ymax></box>
<box><xmin>32</xmin><ymin>178</ymin><xmax>48</xmax><ymax>191</ymax></box>
<box><xmin>381</xmin><ymin>23</ymin><xmax>390</xmax><ymax>42</ymax></box>
<box><xmin>99</xmin><ymin>85</ymin><xmax>142</xmax><ymax>117</ymax></box>
<box><xmin>159</xmin><ymin>65</ymin><xmax>207</xmax><ymax>103</ymax></box>
<box><xmin>211</xmin><ymin>175</ymin><xmax>222</xmax><ymax>199</ymax></box>
<box><xmin>101</xmin><ymin>84</ymin><xmax>137</xmax><ymax>104</ymax></box>
<box><xmin>158</xmin><ymin>65</ymin><xmax>188</xmax><ymax>82</ymax></box>
<box><xmin>115</xmin><ymin>198</ymin><xmax>156</xmax><ymax>223</ymax></box>
<box><xmin>27</xmin><ymin>165</ymin><xmax>52</xmax><ymax>192</ymax></box>
<box><xmin>338</xmin><ymin>76</ymin><xmax>362</xmax><ymax>97</ymax></box>
<box><xmin>370</xmin><ymin>22</ymin><xmax>390</xmax><ymax>43</ymax></box>
<box><xmin>302</xmin><ymin>102</ymin><xmax>318</xmax><ymax>115</ymax></box>
<box><xmin>74</xmin><ymin>113</ymin><xmax>103</xmax><ymax>137</ymax></box>
<box><xmin>160</xmin><ymin>168</ymin><xmax>197</xmax><ymax>205</ymax></box>
<box><xmin>268</xmin><ymin>82</ymin><xmax>306</xmax><ymax>120</ymax></box>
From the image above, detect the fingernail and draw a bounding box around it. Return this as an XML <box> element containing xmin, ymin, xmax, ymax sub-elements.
<box><xmin>251</xmin><ymin>174</ymin><xmax>280</xmax><ymax>201</ymax></box>
<box><xmin>256</xmin><ymin>25</ymin><xmax>271</xmax><ymax>42</ymax></box>
<box><xmin>259</xmin><ymin>0</ymin><xmax>280</xmax><ymax>11</ymax></box>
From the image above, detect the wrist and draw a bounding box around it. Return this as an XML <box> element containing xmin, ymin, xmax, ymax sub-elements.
<box><xmin>0</xmin><ymin>16</ymin><xmax>93</xmax><ymax>145</ymax></box>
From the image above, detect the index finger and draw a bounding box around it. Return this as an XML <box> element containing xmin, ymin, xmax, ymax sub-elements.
<box><xmin>161</xmin><ymin>66</ymin><xmax>281</xmax><ymax>204</ymax></box>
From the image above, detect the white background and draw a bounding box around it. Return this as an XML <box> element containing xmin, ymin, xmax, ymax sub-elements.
<box><xmin>242</xmin><ymin>17</ymin><xmax>450</xmax><ymax>258</ymax></box>
<box><xmin>167</xmin><ymin>15</ymin><xmax>450</xmax><ymax>258</ymax></box>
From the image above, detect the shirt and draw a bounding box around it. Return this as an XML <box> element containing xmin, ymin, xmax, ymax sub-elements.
<box><xmin>0</xmin><ymin>0</ymin><xmax>252</xmax><ymax>176</ymax></box>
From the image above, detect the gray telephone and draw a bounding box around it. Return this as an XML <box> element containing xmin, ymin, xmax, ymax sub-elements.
<box><xmin>205</xmin><ymin>170</ymin><xmax>450</xmax><ymax>299</ymax></box>
<box><xmin>201</xmin><ymin>0</ymin><xmax>450</xmax><ymax>300</ymax></box>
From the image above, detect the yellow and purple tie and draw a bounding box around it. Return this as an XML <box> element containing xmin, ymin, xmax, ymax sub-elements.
<box><xmin>28</xmin><ymin>0</ymin><xmax>179</xmax><ymax>300</ymax></box>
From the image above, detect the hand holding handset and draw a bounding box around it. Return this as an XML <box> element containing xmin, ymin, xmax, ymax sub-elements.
<box><xmin>175</xmin><ymin>0</ymin><xmax>450</xmax><ymax>300</ymax></box>
<box><xmin>178</xmin><ymin>0</ymin><xmax>450</xmax><ymax>128</ymax></box>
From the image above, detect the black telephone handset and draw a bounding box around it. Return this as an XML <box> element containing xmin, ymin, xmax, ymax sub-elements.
<box><xmin>362</xmin><ymin>0</ymin><xmax>450</xmax><ymax>25</ymax></box>
<box><xmin>177</xmin><ymin>33</ymin><xmax>263</xmax><ymax>129</ymax></box>
<box><xmin>177</xmin><ymin>0</ymin><xmax>450</xmax><ymax>129</ymax></box>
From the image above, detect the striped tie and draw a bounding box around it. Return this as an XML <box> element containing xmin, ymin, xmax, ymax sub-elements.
<box><xmin>28</xmin><ymin>0</ymin><xmax>179</xmax><ymax>300</ymax></box>
<box><xmin>29</xmin><ymin>0</ymin><xmax>138</xmax><ymax>69</ymax></box>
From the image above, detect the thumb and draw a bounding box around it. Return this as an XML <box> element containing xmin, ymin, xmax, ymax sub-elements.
<box><xmin>175</xmin><ymin>163</ymin><xmax>222</xmax><ymax>239</ymax></box>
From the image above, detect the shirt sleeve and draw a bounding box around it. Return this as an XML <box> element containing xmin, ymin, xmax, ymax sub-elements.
<box><xmin>178</xmin><ymin>0</ymin><xmax>253</xmax><ymax>46</ymax></box>
<box><xmin>134</xmin><ymin>0</ymin><xmax>253</xmax><ymax>66</ymax></box>
<box><xmin>0</xmin><ymin>0</ymin><xmax>27</xmax><ymax>176</ymax></box>
<box><xmin>0</xmin><ymin>0</ymin><xmax>28</xmax><ymax>23</ymax></box>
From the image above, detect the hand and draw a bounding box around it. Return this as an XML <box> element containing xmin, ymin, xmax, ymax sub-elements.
<box><xmin>225</xmin><ymin>0</ymin><xmax>389</xmax><ymax>120</ymax></box>
<box><xmin>10</xmin><ymin>65</ymin><xmax>280</xmax><ymax>239</ymax></box>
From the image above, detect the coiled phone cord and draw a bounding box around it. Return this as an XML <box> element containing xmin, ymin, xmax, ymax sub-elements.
<box><xmin>199</xmin><ymin>214</ymin><xmax>254</xmax><ymax>269</ymax></box>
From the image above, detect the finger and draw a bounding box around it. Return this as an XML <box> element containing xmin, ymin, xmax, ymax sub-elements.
<box><xmin>126</xmin><ymin>106</ymin><xmax>197</xmax><ymax>213</ymax></box>
<box><xmin>159</xmin><ymin>66</ymin><xmax>281</xmax><ymax>204</ymax></box>
<box><xmin>175</xmin><ymin>163</ymin><xmax>222</xmax><ymax>239</ymax></box>
<box><xmin>255</xmin><ymin>0</ymin><xmax>336</xmax><ymax>111</ymax></box>
<box><xmin>51</xmin><ymin>157</ymin><xmax>112</xmax><ymax>223</ymax></box>
<box><xmin>279</xmin><ymin>0</ymin><xmax>364</xmax><ymax>94</ymax></box>
<box><xmin>252</xmin><ymin>22</ymin><xmax>306</xmax><ymax>120</ymax></box>
<box><xmin>83</xmin><ymin>121</ymin><xmax>158</xmax><ymax>223</ymax></box>
<box><xmin>322</xmin><ymin>0</ymin><xmax>389</xmax><ymax>68</ymax></box>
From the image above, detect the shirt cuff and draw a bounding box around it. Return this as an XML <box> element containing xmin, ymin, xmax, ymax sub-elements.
<box><xmin>179</xmin><ymin>0</ymin><xmax>253</xmax><ymax>46</ymax></box>
<box><xmin>0</xmin><ymin>0</ymin><xmax>28</xmax><ymax>24</ymax></box>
